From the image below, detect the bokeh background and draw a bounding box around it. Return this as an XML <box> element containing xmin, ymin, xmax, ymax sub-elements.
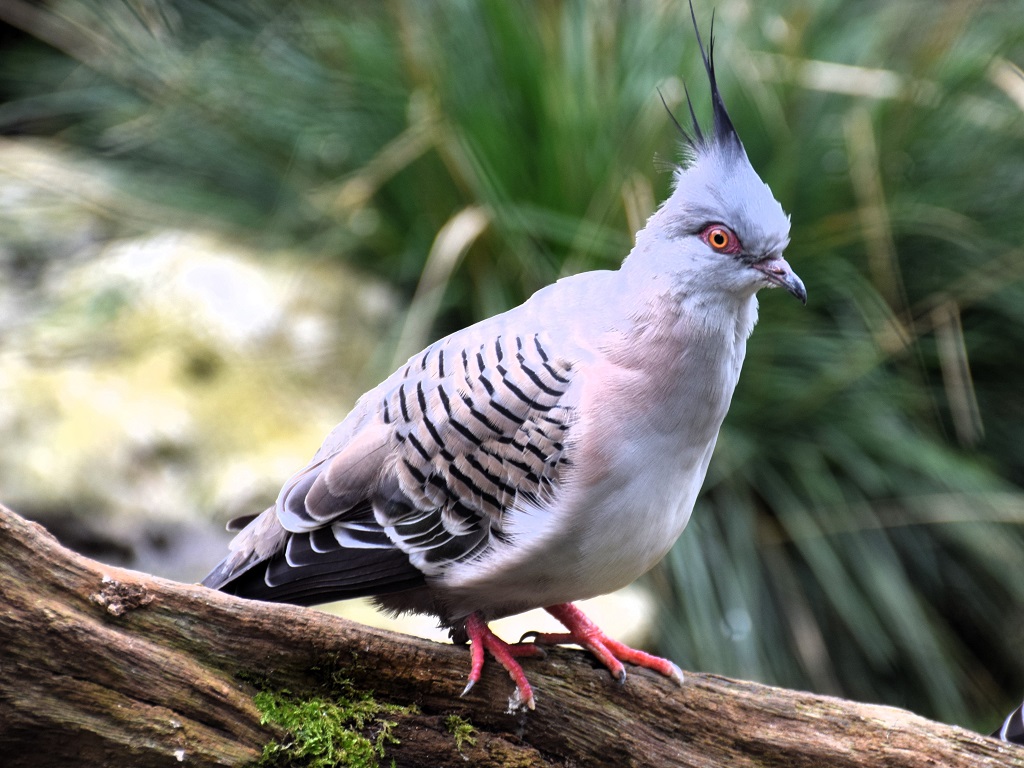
<box><xmin>2</xmin><ymin>0</ymin><xmax>1024</xmax><ymax>735</ymax></box>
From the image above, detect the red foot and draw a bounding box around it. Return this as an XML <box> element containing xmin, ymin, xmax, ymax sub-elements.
<box><xmin>459</xmin><ymin>603</ymin><xmax>682</xmax><ymax>710</ymax></box>
<box><xmin>462</xmin><ymin>611</ymin><xmax>546</xmax><ymax>710</ymax></box>
<box><xmin>525</xmin><ymin>602</ymin><xmax>685</xmax><ymax>686</ymax></box>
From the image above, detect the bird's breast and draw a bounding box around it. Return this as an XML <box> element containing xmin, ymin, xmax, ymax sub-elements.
<box><xmin>436</xmin><ymin>304</ymin><xmax>751</xmax><ymax>618</ymax></box>
<box><xmin>498</xmin><ymin>324</ymin><xmax>743</xmax><ymax>599</ymax></box>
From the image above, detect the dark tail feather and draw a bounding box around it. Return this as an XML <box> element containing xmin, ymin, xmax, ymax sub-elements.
<box><xmin>205</xmin><ymin>539</ymin><xmax>425</xmax><ymax>607</ymax></box>
<box><xmin>992</xmin><ymin>700</ymin><xmax>1024</xmax><ymax>744</ymax></box>
<box><xmin>225</xmin><ymin>513</ymin><xmax>259</xmax><ymax>532</ymax></box>
<box><xmin>201</xmin><ymin>550</ymin><xmax>263</xmax><ymax>591</ymax></box>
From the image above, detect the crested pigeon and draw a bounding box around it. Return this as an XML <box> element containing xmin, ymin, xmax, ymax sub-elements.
<box><xmin>202</xmin><ymin>6</ymin><xmax>805</xmax><ymax>711</ymax></box>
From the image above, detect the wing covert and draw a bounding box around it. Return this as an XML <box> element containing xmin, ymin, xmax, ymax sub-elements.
<box><xmin>376</xmin><ymin>331</ymin><xmax>576</xmax><ymax>574</ymax></box>
<box><xmin>242</xmin><ymin>328</ymin><xmax>579</xmax><ymax>599</ymax></box>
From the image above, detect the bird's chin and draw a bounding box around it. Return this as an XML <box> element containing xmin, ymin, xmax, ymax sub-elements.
<box><xmin>751</xmin><ymin>256</ymin><xmax>807</xmax><ymax>304</ymax></box>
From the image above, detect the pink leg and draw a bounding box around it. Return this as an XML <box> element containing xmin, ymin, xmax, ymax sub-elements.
<box><xmin>461</xmin><ymin>611</ymin><xmax>546</xmax><ymax>710</ymax></box>
<box><xmin>524</xmin><ymin>602</ymin><xmax>684</xmax><ymax>685</ymax></box>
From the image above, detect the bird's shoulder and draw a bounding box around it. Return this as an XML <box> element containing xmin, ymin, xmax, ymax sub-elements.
<box><xmin>357</xmin><ymin>265</ymin><xmax>626</xmax><ymax>458</ymax></box>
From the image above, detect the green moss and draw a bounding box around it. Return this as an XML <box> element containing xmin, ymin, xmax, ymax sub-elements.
<box><xmin>252</xmin><ymin>676</ymin><xmax>415</xmax><ymax>768</ymax></box>
<box><xmin>445</xmin><ymin>714</ymin><xmax>478</xmax><ymax>752</ymax></box>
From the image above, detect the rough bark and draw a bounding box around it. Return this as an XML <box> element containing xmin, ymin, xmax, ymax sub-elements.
<box><xmin>0</xmin><ymin>501</ymin><xmax>1018</xmax><ymax>768</ymax></box>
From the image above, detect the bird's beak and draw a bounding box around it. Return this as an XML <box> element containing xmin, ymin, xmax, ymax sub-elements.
<box><xmin>752</xmin><ymin>256</ymin><xmax>807</xmax><ymax>305</ymax></box>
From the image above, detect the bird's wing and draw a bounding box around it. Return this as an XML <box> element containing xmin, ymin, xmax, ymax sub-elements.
<box><xmin>209</xmin><ymin>324</ymin><xmax>580</xmax><ymax>604</ymax></box>
<box><xmin>283</xmin><ymin>329</ymin><xmax>577</xmax><ymax>571</ymax></box>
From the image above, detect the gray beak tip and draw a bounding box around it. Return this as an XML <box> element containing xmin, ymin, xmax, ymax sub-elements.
<box><xmin>752</xmin><ymin>257</ymin><xmax>806</xmax><ymax>305</ymax></box>
<box><xmin>789</xmin><ymin>277</ymin><xmax>808</xmax><ymax>306</ymax></box>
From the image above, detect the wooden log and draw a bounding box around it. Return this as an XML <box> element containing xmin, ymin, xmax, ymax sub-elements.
<box><xmin>0</xmin><ymin>502</ymin><xmax>1018</xmax><ymax>767</ymax></box>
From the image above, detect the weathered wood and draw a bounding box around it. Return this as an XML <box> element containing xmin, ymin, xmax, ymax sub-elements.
<box><xmin>0</xmin><ymin>501</ymin><xmax>1018</xmax><ymax>767</ymax></box>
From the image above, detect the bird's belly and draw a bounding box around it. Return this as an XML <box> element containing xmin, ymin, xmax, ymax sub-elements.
<box><xmin>438</xmin><ymin>430</ymin><xmax>716</xmax><ymax>620</ymax></box>
<box><xmin>562</xmin><ymin>438</ymin><xmax>713</xmax><ymax>598</ymax></box>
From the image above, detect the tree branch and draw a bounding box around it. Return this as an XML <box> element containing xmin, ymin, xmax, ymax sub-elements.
<box><xmin>0</xmin><ymin>502</ymin><xmax>1017</xmax><ymax>767</ymax></box>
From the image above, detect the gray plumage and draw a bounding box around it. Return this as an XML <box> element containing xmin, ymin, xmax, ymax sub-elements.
<box><xmin>203</xmin><ymin>4</ymin><xmax>804</xmax><ymax>682</ymax></box>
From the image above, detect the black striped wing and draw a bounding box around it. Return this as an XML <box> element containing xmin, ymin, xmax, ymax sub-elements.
<box><xmin>239</xmin><ymin>329</ymin><xmax>578</xmax><ymax>604</ymax></box>
<box><xmin>375</xmin><ymin>331</ymin><xmax>576</xmax><ymax>575</ymax></box>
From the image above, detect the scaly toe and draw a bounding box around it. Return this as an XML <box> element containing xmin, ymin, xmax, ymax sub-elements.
<box><xmin>515</xmin><ymin>642</ymin><xmax>548</xmax><ymax>660</ymax></box>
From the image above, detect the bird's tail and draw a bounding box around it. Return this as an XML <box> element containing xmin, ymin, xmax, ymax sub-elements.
<box><xmin>992</xmin><ymin>700</ymin><xmax>1024</xmax><ymax>744</ymax></box>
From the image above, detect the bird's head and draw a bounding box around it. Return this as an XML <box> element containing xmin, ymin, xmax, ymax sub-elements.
<box><xmin>629</xmin><ymin>5</ymin><xmax>805</xmax><ymax>307</ymax></box>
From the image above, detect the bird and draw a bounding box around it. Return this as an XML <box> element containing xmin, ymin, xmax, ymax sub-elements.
<box><xmin>992</xmin><ymin>700</ymin><xmax>1024</xmax><ymax>745</ymax></box>
<box><xmin>202</xmin><ymin>4</ymin><xmax>805</xmax><ymax>711</ymax></box>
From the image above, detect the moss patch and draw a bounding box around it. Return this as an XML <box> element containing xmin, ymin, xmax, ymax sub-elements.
<box><xmin>445</xmin><ymin>714</ymin><xmax>478</xmax><ymax>752</ymax></box>
<box><xmin>252</xmin><ymin>676</ymin><xmax>415</xmax><ymax>768</ymax></box>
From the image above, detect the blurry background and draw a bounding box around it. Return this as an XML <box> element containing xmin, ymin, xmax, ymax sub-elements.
<box><xmin>2</xmin><ymin>0</ymin><xmax>1023</xmax><ymax>735</ymax></box>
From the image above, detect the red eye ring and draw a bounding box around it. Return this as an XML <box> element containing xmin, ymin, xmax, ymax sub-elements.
<box><xmin>700</xmin><ymin>224</ymin><xmax>741</xmax><ymax>254</ymax></box>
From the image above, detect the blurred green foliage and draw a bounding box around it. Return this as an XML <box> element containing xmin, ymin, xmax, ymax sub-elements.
<box><xmin>3</xmin><ymin>0</ymin><xmax>1024</xmax><ymax>731</ymax></box>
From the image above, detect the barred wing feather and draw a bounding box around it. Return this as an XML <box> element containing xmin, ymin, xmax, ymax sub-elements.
<box><xmin>207</xmin><ymin>328</ymin><xmax>577</xmax><ymax>603</ymax></box>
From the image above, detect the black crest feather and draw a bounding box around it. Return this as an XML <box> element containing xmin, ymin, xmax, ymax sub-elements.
<box><xmin>662</xmin><ymin>2</ymin><xmax>743</xmax><ymax>154</ymax></box>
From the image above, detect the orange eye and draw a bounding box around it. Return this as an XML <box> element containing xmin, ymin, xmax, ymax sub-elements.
<box><xmin>700</xmin><ymin>224</ymin><xmax>741</xmax><ymax>254</ymax></box>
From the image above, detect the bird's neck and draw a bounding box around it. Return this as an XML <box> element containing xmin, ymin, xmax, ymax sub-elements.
<box><xmin>601</xmin><ymin>275</ymin><xmax>757</xmax><ymax>429</ymax></box>
<box><xmin>618</xmin><ymin>261</ymin><xmax>759</xmax><ymax>360</ymax></box>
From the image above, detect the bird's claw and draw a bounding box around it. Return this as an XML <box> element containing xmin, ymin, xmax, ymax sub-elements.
<box><xmin>527</xmin><ymin>644</ymin><xmax>548</xmax><ymax>659</ymax></box>
<box><xmin>461</xmin><ymin>606</ymin><xmax>682</xmax><ymax>709</ymax></box>
<box><xmin>507</xmin><ymin>686</ymin><xmax>536</xmax><ymax>713</ymax></box>
<box><xmin>463</xmin><ymin>612</ymin><xmax>539</xmax><ymax>709</ymax></box>
<box><xmin>543</xmin><ymin>603</ymin><xmax>685</xmax><ymax>690</ymax></box>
